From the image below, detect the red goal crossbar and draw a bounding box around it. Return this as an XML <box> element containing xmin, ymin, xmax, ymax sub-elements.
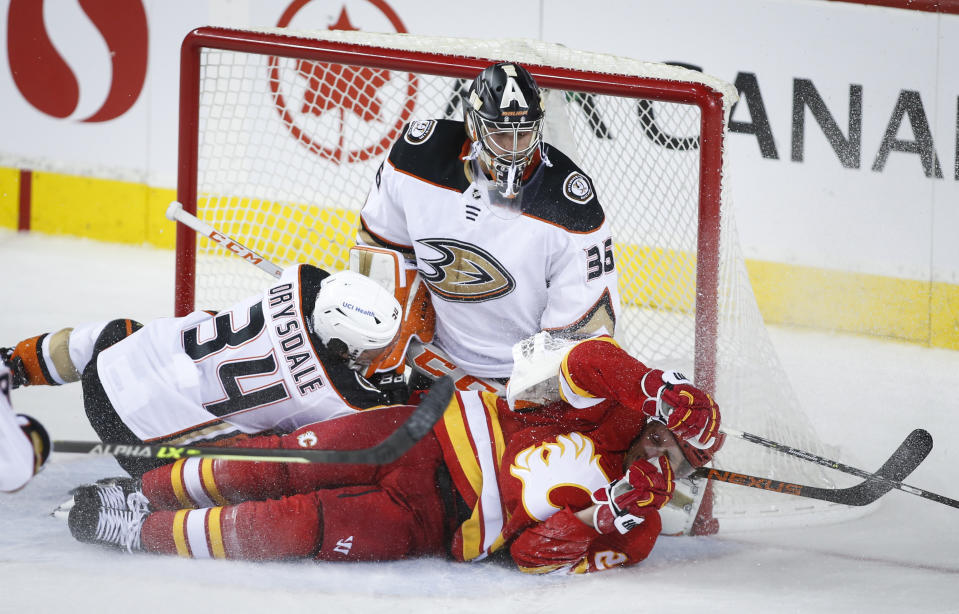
<box><xmin>174</xmin><ymin>26</ymin><xmax>726</xmax><ymax>394</ymax></box>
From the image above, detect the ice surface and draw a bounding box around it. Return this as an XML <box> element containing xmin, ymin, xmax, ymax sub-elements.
<box><xmin>1</xmin><ymin>230</ymin><xmax>957</xmax><ymax>613</ymax></box>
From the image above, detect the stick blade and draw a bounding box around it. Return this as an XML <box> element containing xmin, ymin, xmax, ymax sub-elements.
<box><xmin>400</xmin><ymin>375</ymin><xmax>455</xmax><ymax>441</ymax></box>
<box><xmin>825</xmin><ymin>428</ymin><xmax>933</xmax><ymax>506</ymax></box>
<box><xmin>694</xmin><ymin>428</ymin><xmax>936</xmax><ymax>508</ymax></box>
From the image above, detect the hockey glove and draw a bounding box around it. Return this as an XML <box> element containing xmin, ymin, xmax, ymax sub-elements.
<box><xmin>590</xmin><ymin>456</ymin><xmax>674</xmax><ymax>535</ymax></box>
<box><xmin>640</xmin><ymin>369</ymin><xmax>721</xmax><ymax>449</ymax></box>
<box><xmin>0</xmin><ymin>347</ymin><xmax>28</xmax><ymax>389</ymax></box>
<box><xmin>17</xmin><ymin>414</ymin><xmax>50</xmax><ymax>475</ymax></box>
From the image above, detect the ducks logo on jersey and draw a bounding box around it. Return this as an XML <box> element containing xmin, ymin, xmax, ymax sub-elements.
<box><xmin>416</xmin><ymin>238</ymin><xmax>515</xmax><ymax>303</ymax></box>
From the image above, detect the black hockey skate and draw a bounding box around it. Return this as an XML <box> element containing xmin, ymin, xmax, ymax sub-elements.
<box><xmin>63</xmin><ymin>479</ymin><xmax>150</xmax><ymax>552</ymax></box>
<box><xmin>53</xmin><ymin>477</ymin><xmax>142</xmax><ymax>519</ymax></box>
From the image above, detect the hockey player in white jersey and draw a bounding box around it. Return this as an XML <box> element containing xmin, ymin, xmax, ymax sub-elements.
<box><xmin>357</xmin><ymin>62</ymin><xmax>620</xmax><ymax>387</ymax></box>
<box><xmin>0</xmin><ymin>364</ymin><xmax>50</xmax><ymax>492</ymax></box>
<box><xmin>1</xmin><ymin>266</ymin><xmax>401</xmax><ymax>476</ymax></box>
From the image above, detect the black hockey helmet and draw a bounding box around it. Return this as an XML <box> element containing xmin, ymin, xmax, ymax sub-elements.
<box><xmin>462</xmin><ymin>62</ymin><xmax>545</xmax><ymax>199</ymax></box>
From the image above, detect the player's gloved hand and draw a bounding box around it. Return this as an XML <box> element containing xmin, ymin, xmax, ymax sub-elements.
<box><xmin>590</xmin><ymin>456</ymin><xmax>674</xmax><ymax>535</ymax></box>
<box><xmin>640</xmin><ymin>369</ymin><xmax>721</xmax><ymax>449</ymax></box>
<box><xmin>17</xmin><ymin>414</ymin><xmax>51</xmax><ymax>475</ymax></box>
<box><xmin>0</xmin><ymin>347</ymin><xmax>28</xmax><ymax>389</ymax></box>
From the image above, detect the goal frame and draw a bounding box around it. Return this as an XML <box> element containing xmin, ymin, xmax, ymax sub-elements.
<box><xmin>174</xmin><ymin>26</ymin><xmax>727</xmax><ymax>395</ymax></box>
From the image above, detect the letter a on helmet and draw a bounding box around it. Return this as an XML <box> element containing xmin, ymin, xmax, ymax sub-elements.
<box><xmin>462</xmin><ymin>62</ymin><xmax>545</xmax><ymax>199</ymax></box>
<box><xmin>498</xmin><ymin>66</ymin><xmax>529</xmax><ymax>109</ymax></box>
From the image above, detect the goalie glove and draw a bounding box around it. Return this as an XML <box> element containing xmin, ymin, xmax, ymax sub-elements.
<box><xmin>640</xmin><ymin>369</ymin><xmax>721</xmax><ymax>449</ymax></box>
<box><xmin>590</xmin><ymin>456</ymin><xmax>674</xmax><ymax>535</ymax></box>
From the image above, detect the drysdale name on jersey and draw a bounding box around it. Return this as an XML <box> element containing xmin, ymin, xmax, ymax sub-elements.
<box><xmin>268</xmin><ymin>282</ymin><xmax>326</xmax><ymax>395</ymax></box>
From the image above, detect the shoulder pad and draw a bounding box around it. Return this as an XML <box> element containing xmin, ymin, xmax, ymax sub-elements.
<box><xmin>521</xmin><ymin>145</ymin><xmax>605</xmax><ymax>233</ymax></box>
<box><xmin>388</xmin><ymin>120</ymin><xmax>470</xmax><ymax>191</ymax></box>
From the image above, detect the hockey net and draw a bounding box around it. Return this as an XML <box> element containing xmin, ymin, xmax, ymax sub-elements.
<box><xmin>174</xmin><ymin>26</ymin><xmax>870</xmax><ymax>532</ymax></box>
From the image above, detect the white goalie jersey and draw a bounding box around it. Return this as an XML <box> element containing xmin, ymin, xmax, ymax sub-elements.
<box><xmin>92</xmin><ymin>265</ymin><xmax>389</xmax><ymax>443</ymax></box>
<box><xmin>359</xmin><ymin>119</ymin><xmax>620</xmax><ymax>379</ymax></box>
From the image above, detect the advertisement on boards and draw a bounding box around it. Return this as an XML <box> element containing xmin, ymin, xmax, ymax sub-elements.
<box><xmin>0</xmin><ymin>0</ymin><xmax>956</xmax><ymax>346</ymax></box>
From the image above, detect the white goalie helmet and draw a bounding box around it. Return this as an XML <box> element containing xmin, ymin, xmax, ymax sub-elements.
<box><xmin>311</xmin><ymin>271</ymin><xmax>402</xmax><ymax>373</ymax></box>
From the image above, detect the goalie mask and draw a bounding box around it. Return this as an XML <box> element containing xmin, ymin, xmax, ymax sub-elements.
<box><xmin>311</xmin><ymin>271</ymin><xmax>402</xmax><ymax>373</ymax></box>
<box><xmin>463</xmin><ymin>62</ymin><xmax>545</xmax><ymax>200</ymax></box>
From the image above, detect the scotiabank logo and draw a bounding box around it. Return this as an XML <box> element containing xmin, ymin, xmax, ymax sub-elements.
<box><xmin>269</xmin><ymin>0</ymin><xmax>418</xmax><ymax>163</ymax></box>
<box><xmin>6</xmin><ymin>0</ymin><xmax>148</xmax><ymax>122</ymax></box>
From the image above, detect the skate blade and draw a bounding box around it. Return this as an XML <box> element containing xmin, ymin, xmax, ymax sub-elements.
<box><xmin>51</xmin><ymin>496</ymin><xmax>75</xmax><ymax>519</ymax></box>
<box><xmin>50</xmin><ymin>485</ymin><xmax>83</xmax><ymax>519</ymax></box>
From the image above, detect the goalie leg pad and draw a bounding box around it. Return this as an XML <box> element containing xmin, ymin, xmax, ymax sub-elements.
<box><xmin>659</xmin><ymin>475</ymin><xmax>710</xmax><ymax>535</ymax></box>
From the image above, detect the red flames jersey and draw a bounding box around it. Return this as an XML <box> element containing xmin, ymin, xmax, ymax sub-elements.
<box><xmin>139</xmin><ymin>337</ymin><xmax>666</xmax><ymax>573</ymax></box>
<box><xmin>434</xmin><ymin>336</ymin><xmax>661</xmax><ymax>570</ymax></box>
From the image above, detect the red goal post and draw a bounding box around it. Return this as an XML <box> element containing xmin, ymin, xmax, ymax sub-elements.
<box><xmin>173</xmin><ymin>26</ymin><xmax>867</xmax><ymax>533</ymax></box>
<box><xmin>175</xmin><ymin>25</ymin><xmax>726</xmax><ymax>391</ymax></box>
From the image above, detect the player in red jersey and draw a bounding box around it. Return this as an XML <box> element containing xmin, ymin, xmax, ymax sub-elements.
<box><xmin>65</xmin><ymin>336</ymin><xmax>722</xmax><ymax>574</ymax></box>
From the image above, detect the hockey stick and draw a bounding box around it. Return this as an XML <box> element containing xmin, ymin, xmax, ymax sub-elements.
<box><xmin>693</xmin><ymin>427</ymin><xmax>936</xmax><ymax>507</ymax></box>
<box><xmin>718</xmin><ymin>427</ymin><xmax>958</xmax><ymax>508</ymax></box>
<box><xmin>166</xmin><ymin>201</ymin><xmax>283</xmax><ymax>279</ymax></box>
<box><xmin>54</xmin><ymin>376</ymin><xmax>455</xmax><ymax>465</ymax></box>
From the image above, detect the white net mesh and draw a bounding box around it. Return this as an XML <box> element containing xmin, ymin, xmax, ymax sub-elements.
<box><xmin>182</xmin><ymin>28</ymin><xmax>870</xmax><ymax>531</ymax></box>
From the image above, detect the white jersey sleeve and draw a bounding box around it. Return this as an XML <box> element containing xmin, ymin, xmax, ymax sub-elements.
<box><xmin>541</xmin><ymin>216</ymin><xmax>619</xmax><ymax>337</ymax></box>
<box><xmin>68</xmin><ymin>320</ymin><xmax>115</xmax><ymax>375</ymax></box>
<box><xmin>358</xmin><ymin>160</ymin><xmax>414</xmax><ymax>254</ymax></box>
<box><xmin>0</xmin><ymin>366</ymin><xmax>35</xmax><ymax>492</ymax></box>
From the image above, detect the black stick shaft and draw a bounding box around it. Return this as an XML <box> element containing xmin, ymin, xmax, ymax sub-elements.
<box><xmin>54</xmin><ymin>376</ymin><xmax>455</xmax><ymax>465</ymax></box>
